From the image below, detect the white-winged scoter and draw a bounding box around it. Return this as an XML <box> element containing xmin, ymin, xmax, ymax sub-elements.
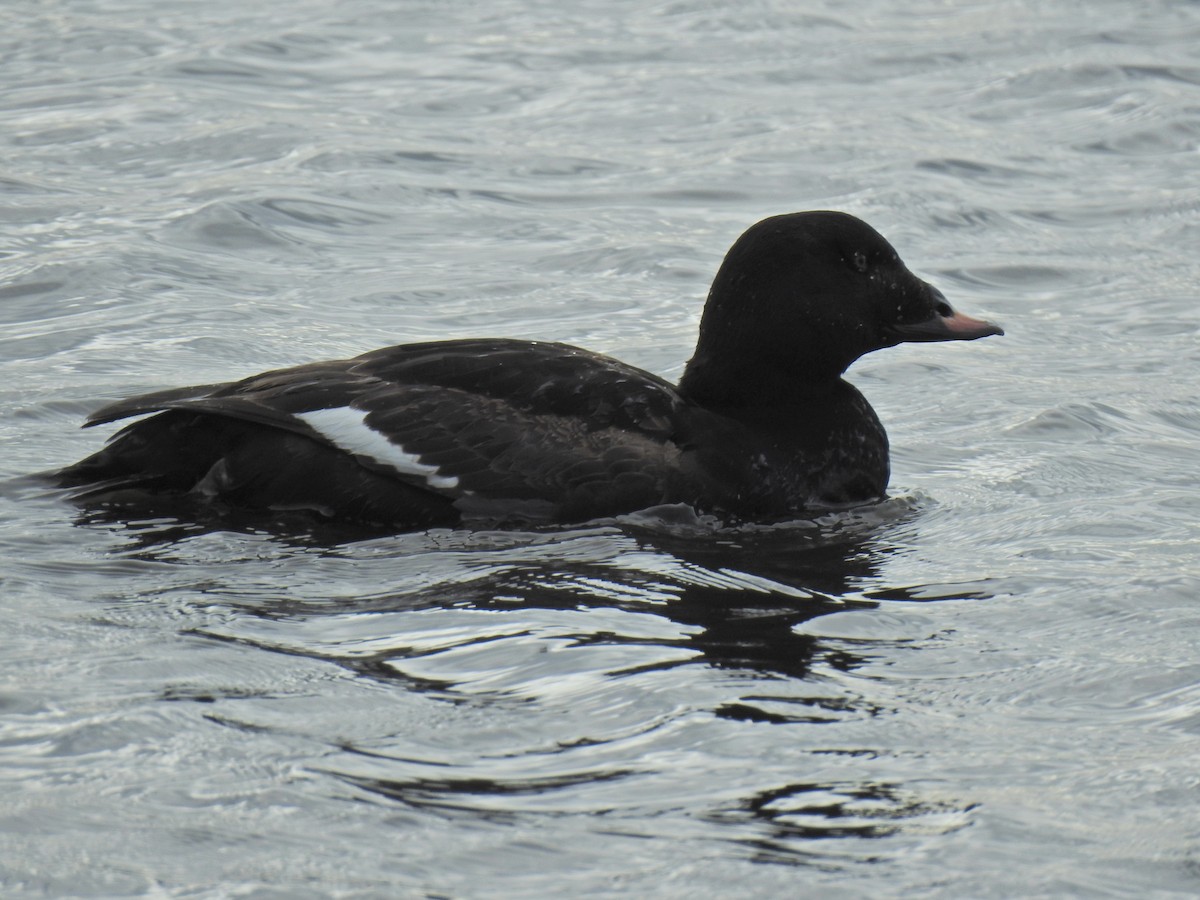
<box><xmin>55</xmin><ymin>211</ymin><xmax>1003</xmax><ymax>530</ymax></box>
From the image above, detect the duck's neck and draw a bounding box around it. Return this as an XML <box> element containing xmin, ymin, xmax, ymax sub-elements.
<box><xmin>677</xmin><ymin>350</ymin><xmax>846</xmax><ymax>411</ymax></box>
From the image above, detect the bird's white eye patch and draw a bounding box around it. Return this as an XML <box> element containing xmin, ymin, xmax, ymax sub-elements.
<box><xmin>296</xmin><ymin>407</ymin><xmax>460</xmax><ymax>490</ymax></box>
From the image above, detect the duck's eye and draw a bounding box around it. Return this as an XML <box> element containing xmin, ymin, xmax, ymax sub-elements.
<box><xmin>934</xmin><ymin>299</ymin><xmax>953</xmax><ymax>317</ymax></box>
<box><xmin>851</xmin><ymin>250</ymin><xmax>868</xmax><ymax>273</ymax></box>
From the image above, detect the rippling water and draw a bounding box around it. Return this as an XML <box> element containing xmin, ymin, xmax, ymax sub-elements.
<box><xmin>3</xmin><ymin>0</ymin><xmax>1200</xmax><ymax>896</ymax></box>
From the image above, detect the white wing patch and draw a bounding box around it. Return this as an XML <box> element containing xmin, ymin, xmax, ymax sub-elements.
<box><xmin>296</xmin><ymin>407</ymin><xmax>460</xmax><ymax>490</ymax></box>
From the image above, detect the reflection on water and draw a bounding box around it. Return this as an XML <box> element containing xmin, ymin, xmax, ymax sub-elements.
<box><xmin>80</xmin><ymin>498</ymin><xmax>985</xmax><ymax>853</ymax></box>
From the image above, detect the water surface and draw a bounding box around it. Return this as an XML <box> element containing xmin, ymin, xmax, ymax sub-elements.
<box><xmin>3</xmin><ymin>0</ymin><xmax>1200</xmax><ymax>896</ymax></box>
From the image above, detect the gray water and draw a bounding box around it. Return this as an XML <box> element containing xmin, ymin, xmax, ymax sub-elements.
<box><xmin>2</xmin><ymin>0</ymin><xmax>1199</xmax><ymax>896</ymax></box>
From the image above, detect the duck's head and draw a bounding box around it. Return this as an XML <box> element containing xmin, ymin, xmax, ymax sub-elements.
<box><xmin>680</xmin><ymin>211</ymin><xmax>1003</xmax><ymax>406</ymax></box>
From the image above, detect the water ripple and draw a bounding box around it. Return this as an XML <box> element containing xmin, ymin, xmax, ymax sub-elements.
<box><xmin>4</xmin><ymin>0</ymin><xmax>1200</xmax><ymax>895</ymax></box>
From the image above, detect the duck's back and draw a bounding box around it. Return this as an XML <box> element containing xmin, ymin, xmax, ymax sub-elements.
<box><xmin>58</xmin><ymin>339</ymin><xmax>715</xmax><ymax>529</ymax></box>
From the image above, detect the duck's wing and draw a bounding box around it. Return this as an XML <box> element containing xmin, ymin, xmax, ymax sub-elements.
<box><xmin>74</xmin><ymin>339</ymin><xmax>692</xmax><ymax>524</ymax></box>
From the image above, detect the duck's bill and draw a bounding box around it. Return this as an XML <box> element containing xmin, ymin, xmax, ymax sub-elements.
<box><xmin>890</xmin><ymin>308</ymin><xmax>1005</xmax><ymax>342</ymax></box>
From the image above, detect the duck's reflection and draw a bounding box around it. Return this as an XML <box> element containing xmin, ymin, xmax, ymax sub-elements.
<box><xmin>315</xmin><ymin>518</ymin><xmax>981</xmax><ymax>848</ymax></box>
<box><xmin>460</xmin><ymin>518</ymin><xmax>899</xmax><ymax>681</ymax></box>
<box><xmin>89</xmin><ymin>497</ymin><xmax>954</xmax><ymax>683</ymax></box>
<box><xmin>169</xmin><ymin>506</ymin><xmax>985</xmax><ymax>850</ymax></box>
